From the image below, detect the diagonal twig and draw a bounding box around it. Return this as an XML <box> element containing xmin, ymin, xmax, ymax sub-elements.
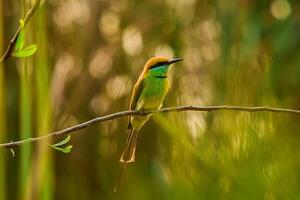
<box><xmin>0</xmin><ymin>105</ymin><xmax>299</xmax><ymax>148</ymax></box>
<box><xmin>0</xmin><ymin>0</ymin><xmax>41</xmax><ymax>62</ymax></box>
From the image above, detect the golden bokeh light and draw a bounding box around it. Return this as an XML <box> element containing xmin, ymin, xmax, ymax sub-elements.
<box><xmin>90</xmin><ymin>94</ymin><xmax>111</xmax><ymax>114</ymax></box>
<box><xmin>270</xmin><ymin>0</ymin><xmax>291</xmax><ymax>20</ymax></box>
<box><xmin>88</xmin><ymin>49</ymin><xmax>113</xmax><ymax>79</ymax></box>
<box><xmin>99</xmin><ymin>11</ymin><xmax>120</xmax><ymax>38</ymax></box>
<box><xmin>154</xmin><ymin>44</ymin><xmax>174</xmax><ymax>58</ymax></box>
<box><xmin>105</xmin><ymin>75</ymin><xmax>132</xmax><ymax>99</ymax></box>
<box><xmin>122</xmin><ymin>26</ymin><xmax>143</xmax><ymax>56</ymax></box>
<box><xmin>53</xmin><ymin>0</ymin><xmax>90</xmax><ymax>33</ymax></box>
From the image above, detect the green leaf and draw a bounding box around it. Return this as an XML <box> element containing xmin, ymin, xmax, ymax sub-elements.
<box><xmin>52</xmin><ymin>135</ymin><xmax>71</xmax><ymax>147</ymax></box>
<box><xmin>14</xmin><ymin>28</ymin><xmax>25</xmax><ymax>51</ymax></box>
<box><xmin>50</xmin><ymin>135</ymin><xmax>73</xmax><ymax>154</ymax></box>
<box><xmin>13</xmin><ymin>44</ymin><xmax>37</xmax><ymax>58</ymax></box>
<box><xmin>10</xmin><ymin>148</ymin><xmax>15</xmax><ymax>157</ymax></box>
<box><xmin>51</xmin><ymin>145</ymin><xmax>73</xmax><ymax>154</ymax></box>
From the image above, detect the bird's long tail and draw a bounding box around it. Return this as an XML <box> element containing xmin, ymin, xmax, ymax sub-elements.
<box><xmin>114</xmin><ymin>129</ymin><xmax>139</xmax><ymax>192</ymax></box>
<box><xmin>120</xmin><ymin>129</ymin><xmax>139</xmax><ymax>163</ymax></box>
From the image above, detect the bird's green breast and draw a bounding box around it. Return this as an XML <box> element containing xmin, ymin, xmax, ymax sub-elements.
<box><xmin>136</xmin><ymin>76</ymin><xmax>170</xmax><ymax>110</ymax></box>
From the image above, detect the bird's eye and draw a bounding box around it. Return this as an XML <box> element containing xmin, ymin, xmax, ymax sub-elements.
<box><xmin>149</xmin><ymin>61</ymin><xmax>168</xmax><ymax>70</ymax></box>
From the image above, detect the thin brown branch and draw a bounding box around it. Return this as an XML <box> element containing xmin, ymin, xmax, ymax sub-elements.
<box><xmin>0</xmin><ymin>0</ymin><xmax>41</xmax><ymax>62</ymax></box>
<box><xmin>1</xmin><ymin>105</ymin><xmax>299</xmax><ymax>148</ymax></box>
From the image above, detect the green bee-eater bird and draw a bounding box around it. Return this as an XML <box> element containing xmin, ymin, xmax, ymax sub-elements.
<box><xmin>120</xmin><ymin>56</ymin><xmax>183</xmax><ymax>163</ymax></box>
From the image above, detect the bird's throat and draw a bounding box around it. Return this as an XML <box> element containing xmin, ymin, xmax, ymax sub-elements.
<box><xmin>148</xmin><ymin>65</ymin><xmax>169</xmax><ymax>78</ymax></box>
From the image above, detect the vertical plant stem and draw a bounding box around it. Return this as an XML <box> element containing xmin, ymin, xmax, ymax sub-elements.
<box><xmin>19</xmin><ymin>52</ymin><xmax>33</xmax><ymax>198</ymax></box>
<box><xmin>0</xmin><ymin>1</ymin><xmax>7</xmax><ymax>199</ymax></box>
<box><xmin>34</xmin><ymin>3</ymin><xmax>53</xmax><ymax>199</ymax></box>
<box><xmin>19</xmin><ymin>0</ymin><xmax>32</xmax><ymax>199</ymax></box>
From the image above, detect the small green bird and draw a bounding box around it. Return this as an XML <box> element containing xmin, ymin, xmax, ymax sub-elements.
<box><xmin>120</xmin><ymin>57</ymin><xmax>183</xmax><ymax>163</ymax></box>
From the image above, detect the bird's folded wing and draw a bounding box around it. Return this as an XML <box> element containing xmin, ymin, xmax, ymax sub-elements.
<box><xmin>127</xmin><ymin>78</ymin><xmax>145</xmax><ymax>131</ymax></box>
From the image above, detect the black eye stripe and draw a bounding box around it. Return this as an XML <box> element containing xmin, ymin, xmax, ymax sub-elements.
<box><xmin>148</xmin><ymin>61</ymin><xmax>169</xmax><ymax>70</ymax></box>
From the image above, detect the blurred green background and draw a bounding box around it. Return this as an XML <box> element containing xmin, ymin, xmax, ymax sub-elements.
<box><xmin>1</xmin><ymin>0</ymin><xmax>300</xmax><ymax>199</ymax></box>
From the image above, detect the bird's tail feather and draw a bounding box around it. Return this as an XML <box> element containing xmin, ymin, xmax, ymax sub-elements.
<box><xmin>114</xmin><ymin>129</ymin><xmax>138</xmax><ymax>192</ymax></box>
<box><xmin>120</xmin><ymin>129</ymin><xmax>139</xmax><ymax>163</ymax></box>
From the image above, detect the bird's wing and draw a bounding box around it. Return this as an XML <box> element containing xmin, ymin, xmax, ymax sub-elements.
<box><xmin>127</xmin><ymin>78</ymin><xmax>145</xmax><ymax>131</ymax></box>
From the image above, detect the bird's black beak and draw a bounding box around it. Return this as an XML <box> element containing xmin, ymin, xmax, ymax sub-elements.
<box><xmin>168</xmin><ymin>58</ymin><xmax>183</xmax><ymax>65</ymax></box>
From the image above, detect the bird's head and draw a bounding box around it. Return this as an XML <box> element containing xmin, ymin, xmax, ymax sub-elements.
<box><xmin>143</xmin><ymin>57</ymin><xmax>183</xmax><ymax>77</ymax></box>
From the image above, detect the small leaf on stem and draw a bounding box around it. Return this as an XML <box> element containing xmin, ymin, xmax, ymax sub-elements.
<box><xmin>14</xmin><ymin>28</ymin><xmax>25</xmax><ymax>52</ymax></box>
<box><xmin>52</xmin><ymin>135</ymin><xmax>71</xmax><ymax>147</ymax></box>
<box><xmin>51</xmin><ymin>145</ymin><xmax>73</xmax><ymax>154</ymax></box>
<box><xmin>10</xmin><ymin>148</ymin><xmax>15</xmax><ymax>157</ymax></box>
<box><xmin>13</xmin><ymin>44</ymin><xmax>37</xmax><ymax>57</ymax></box>
<box><xmin>50</xmin><ymin>135</ymin><xmax>73</xmax><ymax>154</ymax></box>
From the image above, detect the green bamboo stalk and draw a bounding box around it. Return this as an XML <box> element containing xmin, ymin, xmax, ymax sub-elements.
<box><xmin>19</xmin><ymin>60</ymin><xmax>32</xmax><ymax>200</ymax></box>
<box><xmin>0</xmin><ymin>1</ymin><xmax>7</xmax><ymax>199</ymax></box>
<box><xmin>34</xmin><ymin>3</ymin><xmax>53</xmax><ymax>199</ymax></box>
<box><xmin>19</xmin><ymin>0</ymin><xmax>32</xmax><ymax>199</ymax></box>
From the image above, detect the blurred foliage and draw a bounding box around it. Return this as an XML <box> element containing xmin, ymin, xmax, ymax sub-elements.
<box><xmin>1</xmin><ymin>0</ymin><xmax>300</xmax><ymax>199</ymax></box>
